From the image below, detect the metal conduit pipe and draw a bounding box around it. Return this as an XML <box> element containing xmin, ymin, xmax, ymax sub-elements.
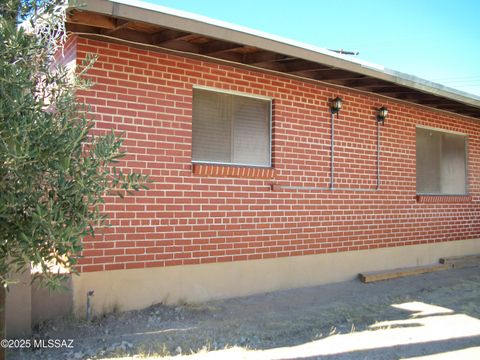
<box><xmin>327</xmin><ymin>99</ymin><xmax>385</xmax><ymax>192</ymax></box>
<box><xmin>376</xmin><ymin>106</ymin><xmax>388</xmax><ymax>190</ymax></box>
<box><xmin>329</xmin><ymin>97</ymin><xmax>343</xmax><ymax>189</ymax></box>
<box><xmin>330</xmin><ymin>111</ymin><xmax>335</xmax><ymax>189</ymax></box>
<box><xmin>276</xmin><ymin>99</ymin><xmax>387</xmax><ymax>192</ymax></box>
<box><xmin>282</xmin><ymin>102</ymin><xmax>385</xmax><ymax>192</ymax></box>
<box><xmin>377</xmin><ymin>120</ymin><xmax>381</xmax><ymax>190</ymax></box>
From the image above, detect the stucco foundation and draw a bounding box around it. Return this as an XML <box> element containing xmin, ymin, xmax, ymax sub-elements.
<box><xmin>72</xmin><ymin>239</ymin><xmax>480</xmax><ymax>317</ymax></box>
<box><xmin>6</xmin><ymin>270</ymin><xmax>31</xmax><ymax>338</ymax></box>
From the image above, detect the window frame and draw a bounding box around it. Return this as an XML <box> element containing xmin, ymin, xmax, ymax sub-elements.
<box><xmin>415</xmin><ymin>125</ymin><xmax>469</xmax><ymax>196</ymax></box>
<box><xmin>191</xmin><ymin>86</ymin><xmax>273</xmax><ymax>168</ymax></box>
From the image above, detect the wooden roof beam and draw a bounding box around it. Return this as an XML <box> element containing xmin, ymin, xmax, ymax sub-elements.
<box><xmin>338</xmin><ymin>78</ymin><xmax>393</xmax><ymax>88</ymax></box>
<box><xmin>104</xmin><ymin>19</ymin><xmax>131</xmax><ymax>35</ymax></box>
<box><xmin>314</xmin><ymin>70</ymin><xmax>366</xmax><ymax>81</ymax></box>
<box><xmin>152</xmin><ymin>29</ymin><xmax>192</xmax><ymax>45</ymax></box>
<box><xmin>156</xmin><ymin>40</ymin><xmax>200</xmax><ymax>52</ymax></box>
<box><xmin>101</xmin><ymin>28</ymin><xmax>153</xmax><ymax>45</ymax></box>
<box><xmin>417</xmin><ymin>99</ymin><xmax>455</xmax><ymax>105</ymax></box>
<box><xmin>432</xmin><ymin>103</ymin><xmax>466</xmax><ymax>110</ymax></box>
<box><xmin>253</xmin><ymin>62</ymin><xmax>289</xmax><ymax>72</ymax></box>
<box><xmin>66</xmin><ymin>23</ymin><xmax>100</xmax><ymax>34</ymax></box>
<box><xmin>208</xmin><ymin>51</ymin><xmax>244</xmax><ymax>62</ymax></box>
<box><xmin>394</xmin><ymin>93</ymin><xmax>441</xmax><ymax>102</ymax></box>
<box><xmin>199</xmin><ymin>41</ymin><xmax>245</xmax><ymax>55</ymax></box>
<box><xmin>67</xmin><ymin>11</ymin><xmax>116</xmax><ymax>29</ymax></box>
<box><xmin>373</xmin><ymin>86</ymin><xmax>420</xmax><ymax>95</ymax></box>
<box><xmin>243</xmin><ymin>51</ymin><xmax>291</xmax><ymax>65</ymax></box>
<box><xmin>284</xmin><ymin>59</ymin><xmax>331</xmax><ymax>73</ymax></box>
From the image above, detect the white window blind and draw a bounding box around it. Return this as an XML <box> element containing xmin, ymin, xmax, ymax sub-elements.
<box><xmin>416</xmin><ymin>127</ymin><xmax>467</xmax><ymax>195</ymax></box>
<box><xmin>192</xmin><ymin>88</ymin><xmax>271</xmax><ymax>167</ymax></box>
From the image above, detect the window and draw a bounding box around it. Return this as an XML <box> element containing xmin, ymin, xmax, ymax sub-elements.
<box><xmin>192</xmin><ymin>88</ymin><xmax>271</xmax><ymax>167</ymax></box>
<box><xmin>416</xmin><ymin>127</ymin><xmax>467</xmax><ymax>195</ymax></box>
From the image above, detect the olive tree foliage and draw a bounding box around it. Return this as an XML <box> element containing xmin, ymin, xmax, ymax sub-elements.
<box><xmin>0</xmin><ymin>0</ymin><xmax>147</xmax><ymax>289</ymax></box>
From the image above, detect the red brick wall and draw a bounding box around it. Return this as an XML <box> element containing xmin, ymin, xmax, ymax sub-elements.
<box><xmin>74</xmin><ymin>36</ymin><xmax>480</xmax><ymax>273</ymax></box>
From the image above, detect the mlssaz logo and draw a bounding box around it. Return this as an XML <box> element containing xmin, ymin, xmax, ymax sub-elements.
<box><xmin>33</xmin><ymin>339</ymin><xmax>74</xmax><ymax>349</ymax></box>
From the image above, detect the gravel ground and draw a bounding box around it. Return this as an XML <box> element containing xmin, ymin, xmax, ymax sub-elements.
<box><xmin>8</xmin><ymin>265</ymin><xmax>480</xmax><ymax>360</ymax></box>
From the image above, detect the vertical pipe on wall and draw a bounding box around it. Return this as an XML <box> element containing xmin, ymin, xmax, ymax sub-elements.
<box><xmin>376</xmin><ymin>120</ymin><xmax>381</xmax><ymax>190</ymax></box>
<box><xmin>328</xmin><ymin>103</ymin><xmax>382</xmax><ymax>192</ymax></box>
<box><xmin>330</xmin><ymin>112</ymin><xmax>335</xmax><ymax>189</ymax></box>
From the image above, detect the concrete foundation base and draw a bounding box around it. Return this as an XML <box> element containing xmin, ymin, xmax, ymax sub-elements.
<box><xmin>72</xmin><ymin>238</ymin><xmax>480</xmax><ymax>317</ymax></box>
<box><xmin>6</xmin><ymin>275</ymin><xmax>72</xmax><ymax>339</ymax></box>
<box><xmin>6</xmin><ymin>238</ymin><xmax>480</xmax><ymax>334</ymax></box>
<box><xmin>6</xmin><ymin>271</ymin><xmax>31</xmax><ymax>339</ymax></box>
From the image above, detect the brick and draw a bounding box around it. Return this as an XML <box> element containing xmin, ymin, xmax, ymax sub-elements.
<box><xmin>70</xmin><ymin>35</ymin><xmax>480</xmax><ymax>272</ymax></box>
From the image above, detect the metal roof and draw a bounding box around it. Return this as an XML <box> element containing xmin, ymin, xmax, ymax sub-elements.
<box><xmin>66</xmin><ymin>0</ymin><xmax>480</xmax><ymax>119</ymax></box>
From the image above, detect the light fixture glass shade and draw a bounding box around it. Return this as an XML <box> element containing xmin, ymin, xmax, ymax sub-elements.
<box><xmin>379</xmin><ymin>106</ymin><xmax>388</xmax><ymax>118</ymax></box>
<box><xmin>330</xmin><ymin>97</ymin><xmax>343</xmax><ymax>113</ymax></box>
<box><xmin>377</xmin><ymin>106</ymin><xmax>388</xmax><ymax>123</ymax></box>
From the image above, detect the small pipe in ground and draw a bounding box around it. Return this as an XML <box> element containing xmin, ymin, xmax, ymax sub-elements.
<box><xmin>86</xmin><ymin>290</ymin><xmax>94</xmax><ymax>321</ymax></box>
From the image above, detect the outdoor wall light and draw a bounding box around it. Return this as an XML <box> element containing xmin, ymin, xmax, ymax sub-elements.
<box><xmin>330</xmin><ymin>97</ymin><xmax>343</xmax><ymax>114</ymax></box>
<box><xmin>377</xmin><ymin>106</ymin><xmax>388</xmax><ymax>124</ymax></box>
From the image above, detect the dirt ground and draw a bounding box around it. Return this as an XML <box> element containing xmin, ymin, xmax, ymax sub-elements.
<box><xmin>9</xmin><ymin>265</ymin><xmax>480</xmax><ymax>360</ymax></box>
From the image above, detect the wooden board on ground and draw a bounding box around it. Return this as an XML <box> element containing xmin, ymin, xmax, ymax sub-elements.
<box><xmin>439</xmin><ymin>254</ymin><xmax>480</xmax><ymax>268</ymax></box>
<box><xmin>359</xmin><ymin>264</ymin><xmax>453</xmax><ymax>283</ymax></box>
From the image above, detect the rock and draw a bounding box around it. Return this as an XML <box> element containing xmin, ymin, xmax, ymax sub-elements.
<box><xmin>175</xmin><ymin>346</ymin><xmax>182</xmax><ymax>354</ymax></box>
<box><xmin>107</xmin><ymin>342</ymin><xmax>120</xmax><ymax>352</ymax></box>
<box><xmin>85</xmin><ymin>349</ymin><xmax>97</xmax><ymax>357</ymax></box>
<box><xmin>107</xmin><ymin>340</ymin><xmax>133</xmax><ymax>352</ymax></box>
<box><xmin>121</xmin><ymin>340</ymin><xmax>133</xmax><ymax>349</ymax></box>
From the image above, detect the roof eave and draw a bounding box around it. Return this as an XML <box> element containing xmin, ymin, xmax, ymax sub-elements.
<box><xmin>69</xmin><ymin>0</ymin><xmax>480</xmax><ymax>115</ymax></box>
